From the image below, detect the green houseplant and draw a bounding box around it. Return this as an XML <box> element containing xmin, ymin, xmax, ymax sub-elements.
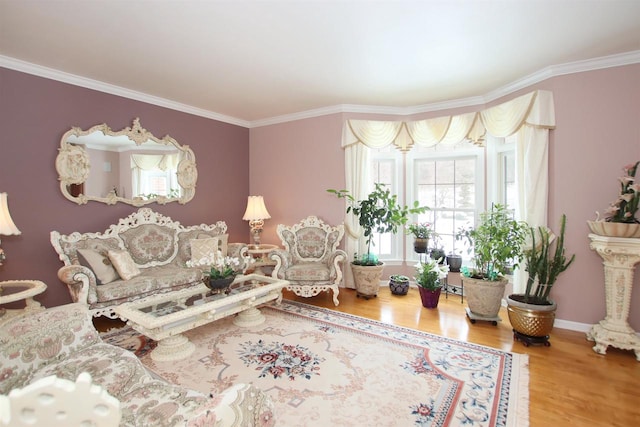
<box><xmin>328</xmin><ymin>183</ymin><xmax>428</xmax><ymax>298</ymax></box>
<box><xmin>407</xmin><ymin>222</ymin><xmax>435</xmax><ymax>253</ymax></box>
<box><xmin>507</xmin><ymin>214</ymin><xmax>575</xmax><ymax>345</ymax></box>
<box><xmin>457</xmin><ymin>204</ymin><xmax>528</xmax><ymax>323</ymax></box>
<box><xmin>389</xmin><ymin>274</ymin><xmax>410</xmax><ymax>296</ymax></box>
<box><xmin>588</xmin><ymin>160</ymin><xmax>640</xmax><ymax>237</ymax></box>
<box><xmin>415</xmin><ymin>259</ymin><xmax>449</xmax><ymax>308</ymax></box>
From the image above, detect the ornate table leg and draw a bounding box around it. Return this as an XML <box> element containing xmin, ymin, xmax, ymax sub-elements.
<box><xmin>587</xmin><ymin>234</ymin><xmax>640</xmax><ymax>361</ymax></box>
<box><xmin>151</xmin><ymin>334</ymin><xmax>196</xmax><ymax>362</ymax></box>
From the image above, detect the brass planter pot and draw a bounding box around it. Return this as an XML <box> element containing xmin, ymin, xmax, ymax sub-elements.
<box><xmin>506</xmin><ymin>295</ymin><xmax>557</xmax><ymax>337</ymax></box>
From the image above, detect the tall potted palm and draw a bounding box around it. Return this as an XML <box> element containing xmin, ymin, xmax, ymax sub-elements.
<box><xmin>507</xmin><ymin>214</ymin><xmax>575</xmax><ymax>346</ymax></box>
<box><xmin>328</xmin><ymin>183</ymin><xmax>428</xmax><ymax>298</ymax></box>
<box><xmin>457</xmin><ymin>204</ymin><xmax>528</xmax><ymax>324</ymax></box>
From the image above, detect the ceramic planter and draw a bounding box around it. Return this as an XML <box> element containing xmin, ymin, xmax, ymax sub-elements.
<box><xmin>413</xmin><ymin>238</ymin><xmax>429</xmax><ymax>253</ymax></box>
<box><xmin>462</xmin><ymin>276</ymin><xmax>507</xmax><ymax>319</ymax></box>
<box><xmin>351</xmin><ymin>263</ymin><xmax>384</xmax><ymax>299</ymax></box>
<box><xmin>418</xmin><ymin>286</ymin><xmax>441</xmax><ymax>308</ymax></box>
<box><xmin>389</xmin><ymin>275</ymin><xmax>410</xmax><ymax>295</ymax></box>
<box><xmin>446</xmin><ymin>255</ymin><xmax>462</xmax><ymax>272</ymax></box>
<box><xmin>506</xmin><ymin>294</ymin><xmax>557</xmax><ymax>337</ymax></box>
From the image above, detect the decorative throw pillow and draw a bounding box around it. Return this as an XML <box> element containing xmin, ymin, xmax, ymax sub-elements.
<box><xmin>77</xmin><ymin>248</ymin><xmax>120</xmax><ymax>285</ymax></box>
<box><xmin>190</xmin><ymin>237</ymin><xmax>221</xmax><ymax>263</ymax></box>
<box><xmin>107</xmin><ymin>250</ymin><xmax>141</xmax><ymax>281</ymax></box>
<box><xmin>197</xmin><ymin>233</ymin><xmax>229</xmax><ymax>257</ymax></box>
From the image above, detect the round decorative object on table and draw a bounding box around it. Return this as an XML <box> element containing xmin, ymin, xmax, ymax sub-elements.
<box><xmin>206</xmin><ymin>276</ymin><xmax>235</xmax><ymax>293</ymax></box>
<box><xmin>587</xmin><ymin>220</ymin><xmax>640</xmax><ymax>238</ymax></box>
<box><xmin>389</xmin><ymin>275</ymin><xmax>410</xmax><ymax>295</ymax></box>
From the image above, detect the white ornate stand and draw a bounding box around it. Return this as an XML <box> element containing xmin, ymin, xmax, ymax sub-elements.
<box><xmin>0</xmin><ymin>280</ymin><xmax>47</xmax><ymax>325</ymax></box>
<box><xmin>587</xmin><ymin>234</ymin><xmax>640</xmax><ymax>361</ymax></box>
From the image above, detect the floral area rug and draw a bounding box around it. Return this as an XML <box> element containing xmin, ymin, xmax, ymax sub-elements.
<box><xmin>101</xmin><ymin>300</ymin><xmax>529</xmax><ymax>427</ymax></box>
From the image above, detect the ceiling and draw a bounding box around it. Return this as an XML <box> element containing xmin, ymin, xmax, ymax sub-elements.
<box><xmin>1</xmin><ymin>1</ymin><xmax>640</xmax><ymax>127</ymax></box>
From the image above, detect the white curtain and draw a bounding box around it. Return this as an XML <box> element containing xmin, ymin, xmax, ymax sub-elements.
<box><xmin>341</xmin><ymin>90</ymin><xmax>556</xmax><ymax>292</ymax></box>
<box><xmin>131</xmin><ymin>153</ymin><xmax>180</xmax><ymax>197</ymax></box>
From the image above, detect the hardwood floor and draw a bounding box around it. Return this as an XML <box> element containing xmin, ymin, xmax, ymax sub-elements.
<box><xmin>94</xmin><ymin>287</ymin><xmax>639</xmax><ymax>426</ymax></box>
<box><xmin>281</xmin><ymin>288</ymin><xmax>640</xmax><ymax>427</ymax></box>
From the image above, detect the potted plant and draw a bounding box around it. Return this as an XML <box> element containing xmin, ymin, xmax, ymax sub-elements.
<box><xmin>457</xmin><ymin>204</ymin><xmax>528</xmax><ymax>324</ymax></box>
<box><xmin>328</xmin><ymin>183</ymin><xmax>428</xmax><ymax>298</ymax></box>
<box><xmin>389</xmin><ymin>274</ymin><xmax>410</xmax><ymax>295</ymax></box>
<box><xmin>407</xmin><ymin>222</ymin><xmax>434</xmax><ymax>253</ymax></box>
<box><xmin>588</xmin><ymin>160</ymin><xmax>640</xmax><ymax>237</ymax></box>
<box><xmin>415</xmin><ymin>259</ymin><xmax>449</xmax><ymax>308</ymax></box>
<box><xmin>507</xmin><ymin>214</ymin><xmax>575</xmax><ymax>346</ymax></box>
<box><xmin>187</xmin><ymin>252</ymin><xmax>242</xmax><ymax>293</ymax></box>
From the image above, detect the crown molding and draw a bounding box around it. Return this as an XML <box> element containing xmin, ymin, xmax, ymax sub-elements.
<box><xmin>2</xmin><ymin>50</ymin><xmax>638</xmax><ymax>129</ymax></box>
<box><xmin>0</xmin><ymin>55</ymin><xmax>251</xmax><ymax>128</ymax></box>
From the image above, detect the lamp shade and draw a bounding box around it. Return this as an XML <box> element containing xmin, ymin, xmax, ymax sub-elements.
<box><xmin>0</xmin><ymin>193</ymin><xmax>20</xmax><ymax>235</ymax></box>
<box><xmin>242</xmin><ymin>196</ymin><xmax>271</xmax><ymax>221</ymax></box>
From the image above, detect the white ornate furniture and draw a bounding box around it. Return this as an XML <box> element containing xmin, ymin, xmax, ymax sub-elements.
<box><xmin>587</xmin><ymin>234</ymin><xmax>640</xmax><ymax>361</ymax></box>
<box><xmin>270</xmin><ymin>216</ymin><xmax>347</xmax><ymax>306</ymax></box>
<box><xmin>55</xmin><ymin>118</ymin><xmax>198</xmax><ymax>206</ymax></box>
<box><xmin>1</xmin><ymin>372</ymin><xmax>121</xmax><ymax>427</ymax></box>
<box><xmin>0</xmin><ymin>280</ymin><xmax>46</xmax><ymax>325</ymax></box>
<box><xmin>50</xmin><ymin>208</ymin><xmax>249</xmax><ymax>318</ymax></box>
<box><xmin>247</xmin><ymin>244</ymin><xmax>278</xmax><ymax>275</ymax></box>
<box><xmin>0</xmin><ymin>303</ymin><xmax>275</xmax><ymax>426</ymax></box>
<box><xmin>115</xmin><ymin>274</ymin><xmax>288</xmax><ymax>361</ymax></box>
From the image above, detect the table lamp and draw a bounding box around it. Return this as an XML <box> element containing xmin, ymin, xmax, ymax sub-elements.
<box><xmin>0</xmin><ymin>193</ymin><xmax>21</xmax><ymax>266</ymax></box>
<box><xmin>242</xmin><ymin>196</ymin><xmax>271</xmax><ymax>246</ymax></box>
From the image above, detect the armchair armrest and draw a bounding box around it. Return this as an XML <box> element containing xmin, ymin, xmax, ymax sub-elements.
<box><xmin>269</xmin><ymin>249</ymin><xmax>292</xmax><ymax>280</ymax></box>
<box><xmin>57</xmin><ymin>265</ymin><xmax>98</xmax><ymax>305</ymax></box>
<box><xmin>227</xmin><ymin>243</ymin><xmax>250</xmax><ymax>272</ymax></box>
<box><xmin>326</xmin><ymin>249</ymin><xmax>348</xmax><ymax>284</ymax></box>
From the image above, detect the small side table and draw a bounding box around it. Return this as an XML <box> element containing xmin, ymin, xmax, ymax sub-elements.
<box><xmin>247</xmin><ymin>244</ymin><xmax>279</xmax><ymax>275</ymax></box>
<box><xmin>0</xmin><ymin>280</ymin><xmax>47</xmax><ymax>324</ymax></box>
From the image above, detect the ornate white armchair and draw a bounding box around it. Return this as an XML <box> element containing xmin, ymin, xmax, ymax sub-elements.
<box><xmin>270</xmin><ymin>216</ymin><xmax>347</xmax><ymax>306</ymax></box>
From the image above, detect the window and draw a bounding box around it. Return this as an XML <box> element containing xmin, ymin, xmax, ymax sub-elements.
<box><xmin>408</xmin><ymin>142</ymin><xmax>484</xmax><ymax>260</ymax></box>
<box><xmin>370</xmin><ymin>146</ymin><xmax>401</xmax><ymax>261</ymax></box>
<box><xmin>368</xmin><ymin>138</ymin><xmax>514</xmax><ymax>265</ymax></box>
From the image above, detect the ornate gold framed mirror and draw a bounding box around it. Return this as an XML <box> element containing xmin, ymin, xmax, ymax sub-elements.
<box><xmin>56</xmin><ymin>118</ymin><xmax>197</xmax><ymax>206</ymax></box>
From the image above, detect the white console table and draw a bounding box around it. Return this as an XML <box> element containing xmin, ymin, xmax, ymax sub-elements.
<box><xmin>0</xmin><ymin>280</ymin><xmax>47</xmax><ymax>325</ymax></box>
<box><xmin>587</xmin><ymin>234</ymin><xmax>640</xmax><ymax>361</ymax></box>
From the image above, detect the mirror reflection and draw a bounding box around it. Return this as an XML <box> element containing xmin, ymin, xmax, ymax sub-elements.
<box><xmin>56</xmin><ymin>118</ymin><xmax>197</xmax><ymax>206</ymax></box>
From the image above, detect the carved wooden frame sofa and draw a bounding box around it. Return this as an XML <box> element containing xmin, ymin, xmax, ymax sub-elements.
<box><xmin>0</xmin><ymin>303</ymin><xmax>274</xmax><ymax>426</ymax></box>
<box><xmin>50</xmin><ymin>208</ymin><xmax>249</xmax><ymax>318</ymax></box>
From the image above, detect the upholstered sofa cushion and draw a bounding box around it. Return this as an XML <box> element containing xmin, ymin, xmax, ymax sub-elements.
<box><xmin>108</xmin><ymin>250</ymin><xmax>141</xmax><ymax>280</ymax></box>
<box><xmin>94</xmin><ymin>266</ymin><xmax>203</xmax><ymax>303</ymax></box>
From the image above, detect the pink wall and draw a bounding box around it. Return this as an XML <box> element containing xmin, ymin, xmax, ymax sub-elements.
<box><xmin>250</xmin><ymin>64</ymin><xmax>640</xmax><ymax>330</ymax></box>
<box><xmin>0</xmin><ymin>68</ymin><xmax>250</xmax><ymax>308</ymax></box>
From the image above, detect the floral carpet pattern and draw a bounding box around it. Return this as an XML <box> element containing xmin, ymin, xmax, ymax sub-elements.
<box><xmin>102</xmin><ymin>300</ymin><xmax>529</xmax><ymax>427</ymax></box>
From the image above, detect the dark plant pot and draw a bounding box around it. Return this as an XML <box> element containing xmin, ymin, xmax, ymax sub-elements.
<box><xmin>207</xmin><ymin>276</ymin><xmax>235</xmax><ymax>292</ymax></box>
<box><xmin>389</xmin><ymin>276</ymin><xmax>410</xmax><ymax>295</ymax></box>
<box><xmin>418</xmin><ymin>286</ymin><xmax>441</xmax><ymax>308</ymax></box>
<box><xmin>413</xmin><ymin>238</ymin><xmax>429</xmax><ymax>254</ymax></box>
<box><xmin>446</xmin><ymin>255</ymin><xmax>462</xmax><ymax>272</ymax></box>
<box><xmin>430</xmin><ymin>249</ymin><xmax>446</xmax><ymax>264</ymax></box>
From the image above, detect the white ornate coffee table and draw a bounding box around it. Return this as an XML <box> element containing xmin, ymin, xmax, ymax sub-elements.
<box><xmin>115</xmin><ymin>274</ymin><xmax>288</xmax><ymax>362</ymax></box>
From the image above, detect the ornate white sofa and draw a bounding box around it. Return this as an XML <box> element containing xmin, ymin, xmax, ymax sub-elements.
<box><xmin>270</xmin><ymin>215</ymin><xmax>346</xmax><ymax>306</ymax></box>
<box><xmin>0</xmin><ymin>303</ymin><xmax>274</xmax><ymax>426</ymax></box>
<box><xmin>51</xmin><ymin>208</ymin><xmax>249</xmax><ymax>318</ymax></box>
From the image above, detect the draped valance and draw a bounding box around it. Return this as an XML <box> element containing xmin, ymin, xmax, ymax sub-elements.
<box><xmin>342</xmin><ymin>90</ymin><xmax>555</xmax><ymax>151</ymax></box>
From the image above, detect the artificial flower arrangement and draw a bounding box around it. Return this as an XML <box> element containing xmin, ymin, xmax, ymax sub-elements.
<box><xmin>415</xmin><ymin>258</ymin><xmax>449</xmax><ymax>290</ymax></box>
<box><xmin>604</xmin><ymin>161</ymin><xmax>640</xmax><ymax>223</ymax></box>
<box><xmin>186</xmin><ymin>252</ymin><xmax>242</xmax><ymax>280</ymax></box>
